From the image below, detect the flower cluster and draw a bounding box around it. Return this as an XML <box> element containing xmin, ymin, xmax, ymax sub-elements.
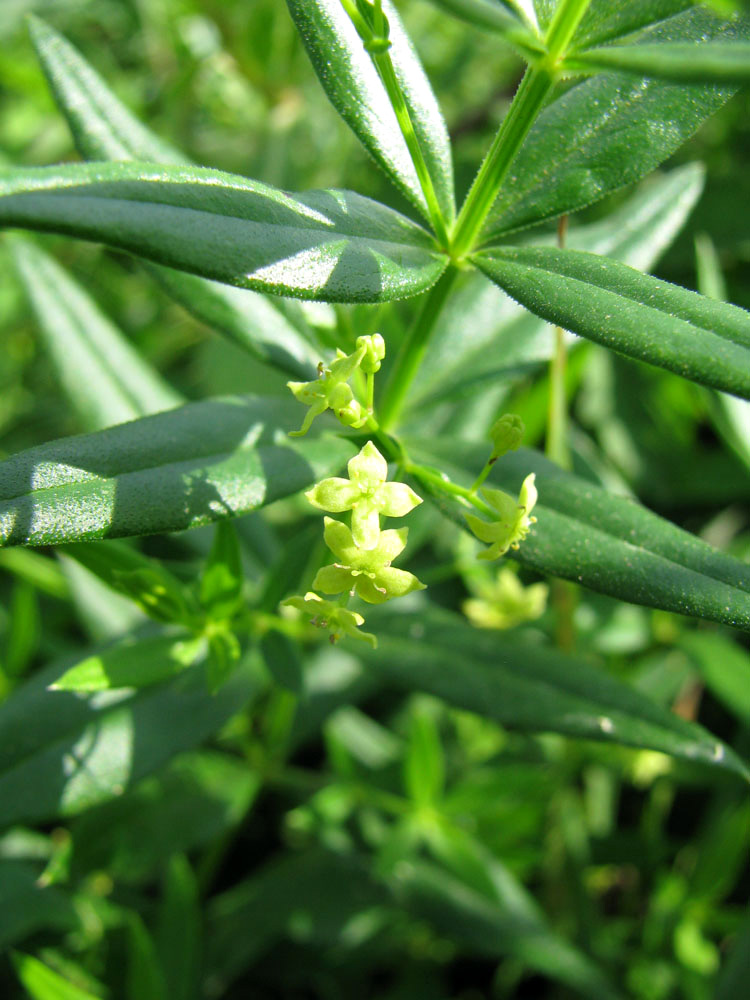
<box><xmin>284</xmin><ymin>441</ymin><xmax>425</xmax><ymax>647</ymax></box>
<box><xmin>287</xmin><ymin>334</ymin><xmax>384</xmax><ymax>437</ymax></box>
<box><xmin>463</xmin><ymin>568</ymin><xmax>548</xmax><ymax>630</ymax></box>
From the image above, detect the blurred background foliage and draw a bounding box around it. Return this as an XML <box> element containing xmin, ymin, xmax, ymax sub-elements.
<box><xmin>1</xmin><ymin>2</ymin><xmax>750</xmax><ymax>999</ymax></box>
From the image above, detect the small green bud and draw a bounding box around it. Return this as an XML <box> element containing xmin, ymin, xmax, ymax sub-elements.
<box><xmin>489</xmin><ymin>413</ymin><xmax>525</xmax><ymax>459</ymax></box>
<box><xmin>357</xmin><ymin>333</ymin><xmax>386</xmax><ymax>374</ymax></box>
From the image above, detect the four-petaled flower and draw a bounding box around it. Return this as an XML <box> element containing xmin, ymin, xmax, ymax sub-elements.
<box><xmin>306</xmin><ymin>441</ymin><xmax>422</xmax><ymax>549</ymax></box>
<box><xmin>465</xmin><ymin>473</ymin><xmax>538</xmax><ymax>561</ymax></box>
<box><xmin>287</xmin><ymin>342</ymin><xmax>367</xmax><ymax>437</ymax></box>
<box><xmin>283</xmin><ymin>592</ymin><xmax>377</xmax><ymax>648</ymax></box>
<box><xmin>313</xmin><ymin>518</ymin><xmax>425</xmax><ymax>604</ymax></box>
<box><xmin>463</xmin><ymin>568</ymin><xmax>547</xmax><ymax>630</ymax></box>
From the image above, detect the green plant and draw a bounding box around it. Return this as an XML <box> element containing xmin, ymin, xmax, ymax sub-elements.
<box><xmin>2</xmin><ymin>1</ymin><xmax>750</xmax><ymax>997</ymax></box>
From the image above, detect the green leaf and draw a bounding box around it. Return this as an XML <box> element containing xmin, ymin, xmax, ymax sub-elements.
<box><xmin>27</xmin><ymin>15</ymin><xmax>188</xmax><ymax>165</ymax></box>
<box><xmin>474</xmin><ymin>246</ymin><xmax>750</xmax><ymax>400</ymax></box>
<box><xmin>1</xmin><ymin>862</ymin><xmax>79</xmax><ymax>950</ymax></box>
<box><xmin>27</xmin><ymin>16</ymin><xmax>318</xmax><ymax>377</ymax></box>
<box><xmin>155</xmin><ymin>855</ymin><xmax>201</xmax><ymax>1000</ymax></box>
<box><xmin>127</xmin><ymin>914</ymin><xmax>168</xmax><ymax>1000</ymax></box>
<box><xmin>680</xmin><ymin>632</ymin><xmax>750</xmax><ymax>725</ymax></box>
<box><xmin>0</xmin><ymin>161</ymin><xmax>446</xmax><ymax>304</ymax></box>
<box><xmin>364</xmin><ymin>606</ymin><xmax>750</xmax><ymax>781</ymax></box>
<box><xmin>394</xmin><ymin>855</ymin><xmax>621</xmax><ymax>1000</ymax></box>
<box><xmin>404</xmin><ymin>702</ymin><xmax>445</xmax><ymax>807</ymax></box>
<box><xmin>50</xmin><ymin>634</ymin><xmax>205</xmax><ymax>692</ymax></box>
<box><xmin>410</xmin><ymin>441</ymin><xmax>750</xmax><ymax>636</ymax></box>
<box><xmin>482</xmin><ymin>7</ymin><xmax>745</xmax><ymax>238</ymax></box>
<box><xmin>0</xmin><ymin>653</ymin><xmax>264</xmax><ymax>827</ymax></box>
<box><xmin>200</xmin><ymin>521</ymin><xmax>244</xmax><ymax>620</ymax></box>
<box><xmin>286</xmin><ymin>0</ymin><xmax>455</xmax><ymax>225</ymax></box>
<box><xmin>70</xmin><ymin>751</ymin><xmax>261</xmax><ymax>883</ymax></box>
<box><xmin>408</xmin><ymin>164</ymin><xmax>704</xmax><ymax>414</ymax></box>
<box><xmin>0</xmin><ymin>395</ymin><xmax>356</xmax><ymax>547</ymax></box>
<box><xmin>7</xmin><ymin>235</ymin><xmax>182</xmax><ymax>432</ymax></box>
<box><xmin>12</xmin><ymin>952</ymin><xmax>101</xmax><ymax>1000</ymax></box>
<box><xmin>423</xmin><ymin>0</ymin><xmax>542</xmax><ymax>52</ymax></box>
<box><xmin>569</xmin><ymin>41</ymin><xmax>750</xmax><ymax>84</ymax></box>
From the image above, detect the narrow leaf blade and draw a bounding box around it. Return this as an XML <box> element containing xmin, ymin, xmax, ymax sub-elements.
<box><xmin>8</xmin><ymin>235</ymin><xmax>183</xmax><ymax>431</ymax></box>
<box><xmin>571</xmin><ymin>42</ymin><xmax>750</xmax><ymax>84</ymax></box>
<box><xmin>0</xmin><ymin>395</ymin><xmax>356</xmax><ymax>547</ymax></box>
<box><xmin>286</xmin><ymin>0</ymin><xmax>455</xmax><ymax>224</ymax></box>
<box><xmin>51</xmin><ymin>634</ymin><xmax>205</xmax><ymax>692</ymax></box>
<box><xmin>0</xmin><ymin>161</ymin><xmax>446</xmax><ymax>304</ymax></box>
<box><xmin>364</xmin><ymin>607</ymin><xmax>749</xmax><ymax>781</ymax></box>
<box><xmin>474</xmin><ymin>246</ymin><xmax>750</xmax><ymax>400</ymax></box>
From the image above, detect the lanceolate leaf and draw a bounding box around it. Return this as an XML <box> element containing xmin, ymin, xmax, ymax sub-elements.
<box><xmin>569</xmin><ymin>42</ymin><xmax>750</xmax><ymax>84</ymax></box>
<box><xmin>8</xmin><ymin>235</ymin><xmax>183</xmax><ymax>431</ymax></box>
<box><xmin>482</xmin><ymin>7</ymin><xmax>746</xmax><ymax>238</ymax></box>
<box><xmin>27</xmin><ymin>14</ymin><xmax>188</xmax><ymax>165</ymax></box>
<box><xmin>410</xmin><ymin>441</ymin><xmax>750</xmax><ymax>634</ymax></box>
<box><xmin>424</xmin><ymin>0</ymin><xmax>541</xmax><ymax>48</ymax></box>
<box><xmin>474</xmin><ymin>246</ymin><xmax>750</xmax><ymax>400</ymax></box>
<box><xmin>0</xmin><ymin>161</ymin><xmax>446</xmax><ymax>303</ymax></box>
<box><xmin>0</xmin><ymin>653</ymin><xmax>265</xmax><ymax>827</ymax></box>
<box><xmin>0</xmin><ymin>395</ymin><xmax>356</xmax><ymax>547</ymax></box>
<box><xmin>28</xmin><ymin>16</ymin><xmax>318</xmax><ymax>377</ymax></box>
<box><xmin>286</xmin><ymin>0</ymin><xmax>455</xmax><ymax>225</ymax></box>
<box><xmin>363</xmin><ymin>607</ymin><xmax>749</xmax><ymax>781</ymax></box>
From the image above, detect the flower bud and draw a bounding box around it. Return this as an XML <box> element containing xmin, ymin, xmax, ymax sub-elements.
<box><xmin>489</xmin><ymin>413</ymin><xmax>525</xmax><ymax>459</ymax></box>
<box><xmin>356</xmin><ymin>333</ymin><xmax>386</xmax><ymax>374</ymax></box>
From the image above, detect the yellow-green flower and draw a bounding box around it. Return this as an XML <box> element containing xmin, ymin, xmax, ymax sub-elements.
<box><xmin>465</xmin><ymin>473</ymin><xmax>538</xmax><ymax>561</ymax></box>
<box><xmin>463</xmin><ymin>568</ymin><xmax>547</xmax><ymax>630</ymax></box>
<box><xmin>283</xmin><ymin>592</ymin><xmax>377</xmax><ymax>648</ymax></box>
<box><xmin>313</xmin><ymin>517</ymin><xmax>425</xmax><ymax>604</ymax></box>
<box><xmin>306</xmin><ymin>441</ymin><xmax>421</xmax><ymax>550</ymax></box>
<box><xmin>287</xmin><ymin>342</ymin><xmax>367</xmax><ymax>437</ymax></box>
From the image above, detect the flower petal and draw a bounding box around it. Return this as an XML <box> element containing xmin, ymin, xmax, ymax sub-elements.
<box><xmin>351</xmin><ymin>500</ymin><xmax>381</xmax><ymax>550</ymax></box>
<box><xmin>322</xmin><ymin>517</ymin><xmax>357</xmax><ymax>561</ymax></box>
<box><xmin>313</xmin><ymin>564</ymin><xmax>355</xmax><ymax>595</ymax></box>
<box><xmin>375</xmin><ymin>566</ymin><xmax>426</xmax><ymax>599</ymax></box>
<box><xmin>306</xmin><ymin>478</ymin><xmax>360</xmax><ymax>512</ymax></box>
<box><xmin>348</xmin><ymin>441</ymin><xmax>387</xmax><ymax>491</ymax></box>
<box><xmin>378</xmin><ymin>481</ymin><xmax>422</xmax><ymax>517</ymax></box>
<box><xmin>465</xmin><ymin>512</ymin><xmax>501</xmax><ymax>545</ymax></box>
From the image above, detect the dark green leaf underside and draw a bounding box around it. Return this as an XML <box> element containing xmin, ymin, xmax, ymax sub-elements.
<box><xmin>475</xmin><ymin>246</ymin><xmax>750</xmax><ymax>400</ymax></box>
<box><xmin>0</xmin><ymin>161</ymin><xmax>446</xmax><ymax>303</ymax></box>
<box><xmin>364</xmin><ymin>607</ymin><xmax>749</xmax><ymax>781</ymax></box>
<box><xmin>0</xmin><ymin>395</ymin><xmax>356</xmax><ymax>547</ymax></box>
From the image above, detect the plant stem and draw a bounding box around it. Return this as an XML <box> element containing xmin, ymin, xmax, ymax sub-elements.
<box><xmin>544</xmin><ymin>0</ymin><xmax>594</xmax><ymax>63</ymax></box>
<box><xmin>371</xmin><ymin>51</ymin><xmax>451</xmax><ymax>247</ymax></box>
<box><xmin>379</xmin><ymin>267</ymin><xmax>459</xmax><ymax>431</ymax></box>
<box><xmin>366</xmin><ymin>371</ymin><xmax>375</xmax><ymax>415</ymax></box>
<box><xmin>405</xmin><ymin>461</ymin><xmax>494</xmax><ymax>517</ymax></box>
<box><xmin>470</xmin><ymin>458</ymin><xmax>496</xmax><ymax>494</ymax></box>
<box><xmin>450</xmin><ymin>67</ymin><xmax>554</xmax><ymax>258</ymax></box>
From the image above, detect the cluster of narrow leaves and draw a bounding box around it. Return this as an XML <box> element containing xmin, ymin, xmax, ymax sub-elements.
<box><xmin>2</xmin><ymin>0</ymin><xmax>750</xmax><ymax>996</ymax></box>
